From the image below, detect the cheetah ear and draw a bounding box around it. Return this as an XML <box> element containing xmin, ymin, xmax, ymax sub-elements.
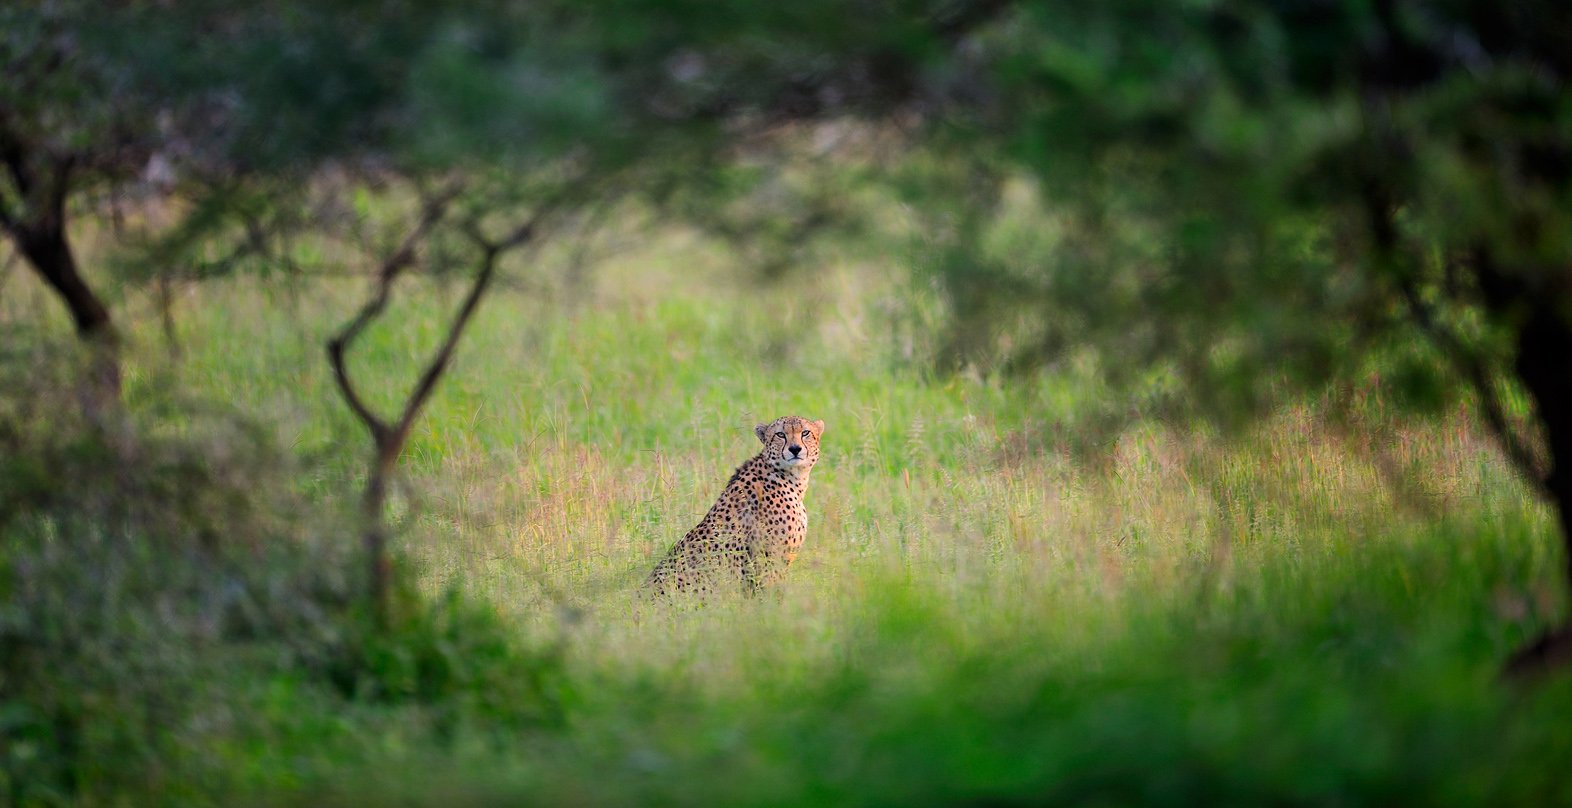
<box><xmin>812</xmin><ymin>419</ymin><xmax>825</xmax><ymax>435</ymax></box>
<box><xmin>755</xmin><ymin>423</ymin><xmax>769</xmax><ymax>444</ymax></box>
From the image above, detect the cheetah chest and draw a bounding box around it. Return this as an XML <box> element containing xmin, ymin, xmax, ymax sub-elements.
<box><xmin>754</xmin><ymin>479</ymin><xmax>808</xmax><ymax>552</ymax></box>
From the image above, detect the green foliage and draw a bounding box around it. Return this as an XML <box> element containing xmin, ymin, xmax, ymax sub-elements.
<box><xmin>5</xmin><ymin>2</ymin><xmax>1572</xmax><ymax>804</ymax></box>
<box><xmin>1</xmin><ymin>229</ymin><xmax>1569</xmax><ymax>804</ymax></box>
<box><xmin>0</xmin><ymin>351</ymin><xmax>567</xmax><ymax>804</ymax></box>
<box><xmin>0</xmin><ymin>352</ymin><xmax>337</xmax><ymax>801</ymax></box>
<box><xmin>861</xmin><ymin>0</ymin><xmax>1572</xmax><ymax>453</ymax></box>
<box><xmin>16</xmin><ymin>240</ymin><xmax>1534</xmax><ymax>806</ymax></box>
<box><xmin>289</xmin><ymin>524</ymin><xmax>1572</xmax><ymax>807</ymax></box>
<box><xmin>1</xmin><ymin>1</ymin><xmax>630</xmax><ymax>171</ymax></box>
<box><xmin>316</xmin><ymin>587</ymin><xmax>575</xmax><ymax>731</ymax></box>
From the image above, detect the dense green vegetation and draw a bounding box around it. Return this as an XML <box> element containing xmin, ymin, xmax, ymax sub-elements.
<box><xmin>6</xmin><ymin>1</ymin><xmax>1572</xmax><ymax>804</ymax></box>
<box><xmin>4</xmin><ymin>234</ymin><xmax>1569</xmax><ymax>805</ymax></box>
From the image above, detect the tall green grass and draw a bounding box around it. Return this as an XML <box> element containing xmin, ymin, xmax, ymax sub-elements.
<box><xmin>2</xmin><ymin>228</ymin><xmax>1570</xmax><ymax>805</ymax></box>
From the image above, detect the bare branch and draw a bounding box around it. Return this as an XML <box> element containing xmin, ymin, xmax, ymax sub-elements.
<box><xmin>326</xmin><ymin>315</ymin><xmax>390</xmax><ymax>443</ymax></box>
<box><xmin>392</xmin><ymin>241</ymin><xmax>503</xmax><ymax>442</ymax></box>
<box><xmin>461</xmin><ymin>178</ymin><xmax>588</xmax><ymax>254</ymax></box>
<box><xmin>1397</xmin><ymin>275</ymin><xmax>1551</xmax><ymax>496</ymax></box>
<box><xmin>45</xmin><ymin>155</ymin><xmax>74</xmax><ymax>225</ymax></box>
<box><xmin>326</xmin><ymin>182</ymin><xmax>462</xmax><ymax>445</ymax></box>
<box><xmin>329</xmin><ymin>177</ymin><xmax>583</xmax><ymax>623</ymax></box>
<box><xmin>1361</xmin><ymin>184</ymin><xmax>1550</xmax><ymax>496</ymax></box>
<box><xmin>0</xmin><ymin>128</ymin><xmax>35</xmax><ymax>208</ymax></box>
<box><xmin>560</xmin><ymin>192</ymin><xmax>627</xmax><ymax>300</ymax></box>
<box><xmin>0</xmin><ymin>247</ymin><xmax>17</xmax><ymax>302</ymax></box>
<box><xmin>394</xmin><ymin>183</ymin><xmax>590</xmax><ymax>438</ymax></box>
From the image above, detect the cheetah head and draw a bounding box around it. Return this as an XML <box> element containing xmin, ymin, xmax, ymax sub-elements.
<box><xmin>754</xmin><ymin>415</ymin><xmax>825</xmax><ymax>474</ymax></box>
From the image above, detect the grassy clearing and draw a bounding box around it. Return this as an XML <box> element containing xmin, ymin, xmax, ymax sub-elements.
<box><xmin>3</xmin><ymin>229</ymin><xmax>1571</xmax><ymax>805</ymax></box>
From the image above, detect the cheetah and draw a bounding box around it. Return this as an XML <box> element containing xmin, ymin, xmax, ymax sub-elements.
<box><xmin>645</xmin><ymin>415</ymin><xmax>825</xmax><ymax>597</ymax></box>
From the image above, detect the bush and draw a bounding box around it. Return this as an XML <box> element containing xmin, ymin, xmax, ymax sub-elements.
<box><xmin>0</xmin><ymin>352</ymin><xmax>566</xmax><ymax>804</ymax></box>
<box><xmin>319</xmin><ymin>586</ymin><xmax>576</xmax><ymax>733</ymax></box>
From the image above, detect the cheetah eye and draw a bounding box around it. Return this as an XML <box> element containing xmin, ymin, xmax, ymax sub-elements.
<box><xmin>775</xmin><ymin>431</ymin><xmax>785</xmax><ymax>439</ymax></box>
<box><xmin>801</xmin><ymin>430</ymin><xmax>811</xmax><ymax>438</ymax></box>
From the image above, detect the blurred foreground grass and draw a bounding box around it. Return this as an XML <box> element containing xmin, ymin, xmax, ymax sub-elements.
<box><xmin>3</xmin><ymin>231</ymin><xmax>1571</xmax><ymax>806</ymax></box>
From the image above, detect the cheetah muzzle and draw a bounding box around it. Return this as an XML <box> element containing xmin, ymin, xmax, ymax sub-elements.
<box><xmin>645</xmin><ymin>415</ymin><xmax>825</xmax><ymax>597</ymax></box>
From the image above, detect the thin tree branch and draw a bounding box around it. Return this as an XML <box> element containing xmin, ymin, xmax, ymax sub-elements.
<box><xmin>326</xmin><ymin>182</ymin><xmax>462</xmax><ymax>444</ymax></box>
<box><xmin>0</xmin><ymin>247</ymin><xmax>17</xmax><ymax>302</ymax></box>
<box><xmin>1361</xmin><ymin>183</ymin><xmax>1550</xmax><ymax>496</ymax></box>
<box><xmin>568</xmin><ymin>193</ymin><xmax>622</xmax><ymax>257</ymax></box>
<box><xmin>328</xmin><ymin>177</ymin><xmax>584</xmax><ymax>623</ymax></box>
<box><xmin>463</xmin><ymin>178</ymin><xmax>588</xmax><ymax>254</ymax></box>
<box><xmin>1396</xmin><ymin>274</ymin><xmax>1551</xmax><ymax>496</ymax></box>
<box><xmin>397</xmin><ymin>190</ymin><xmax>583</xmax><ymax>439</ymax></box>
<box><xmin>0</xmin><ymin>129</ymin><xmax>35</xmax><ymax>207</ymax></box>
<box><xmin>391</xmin><ymin>245</ymin><xmax>501</xmax><ymax>441</ymax></box>
<box><xmin>44</xmin><ymin>154</ymin><xmax>74</xmax><ymax>226</ymax></box>
<box><xmin>381</xmin><ymin>175</ymin><xmax>601</xmax><ymax>441</ymax></box>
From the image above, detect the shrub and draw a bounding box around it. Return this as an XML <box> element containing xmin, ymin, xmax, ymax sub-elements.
<box><xmin>0</xmin><ymin>351</ymin><xmax>567</xmax><ymax>804</ymax></box>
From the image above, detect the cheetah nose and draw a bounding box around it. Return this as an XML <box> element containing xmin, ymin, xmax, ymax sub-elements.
<box><xmin>788</xmin><ymin>444</ymin><xmax>802</xmax><ymax>456</ymax></box>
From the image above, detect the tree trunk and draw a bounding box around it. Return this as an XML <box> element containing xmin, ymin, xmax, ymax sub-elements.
<box><xmin>156</xmin><ymin>273</ymin><xmax>182</xmax><ymax>363</ymax></box>
<box><xmin>363</xmin><ymin>443</ymin><xmax>400</xmax><ymax>626</ymax></box>
<box><xmin>14</xmin><ymin>223</ymin><xmax>113</xmax><ymax>339</ymax></box>
<box><xmin>1503</xmin><ymin>301</ymin><xmax>1572</xmax><ymax>676</ymax></box>
<box><xmin>11</xmin><ymin>221</ymin><xmax>123</xmax><ymax>414</ymax></box>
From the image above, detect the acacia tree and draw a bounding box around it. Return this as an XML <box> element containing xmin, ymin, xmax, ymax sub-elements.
<box><xmin>1</xmin><ymin>0</ymin><xmax>1001</xmax><ymax>614</ymax></box>
<box><xmin>572</xmin><ymin>0</ymin><xmax>1572</xmax><ymax>669</ymax></box>
<box><xmin>320</xmin><ymin>176</ymin><xmax>601</xmax><ymax>622</ymax></box>
<box><xmin>2</xmin><ymin>0</ymin><xmax>1006</xmax><ymax>350</ymax></box>
<box><xmin>794</xmin><ymin>0</ymin><xmax>1572</xmax><ymax>670</ymax></box>
<box><xmin>1</xmin><ymin>1</ymin><xmax>601</xmax><ymax>611</ymax></box>
<box><xmin>0</xmin><ymin>1</ymin><xmax>626</xmax><ymax>392</ymax></box>
<box><xmin>29</xmin><ymin>0</ymin><xmax>1566</xmax><ymax>664</ymax></box>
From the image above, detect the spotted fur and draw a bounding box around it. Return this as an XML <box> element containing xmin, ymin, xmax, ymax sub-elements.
<box><xmin>645</xmin><ymin>415</ymin><xmax>825</xmax><ymax>596</ymax></box>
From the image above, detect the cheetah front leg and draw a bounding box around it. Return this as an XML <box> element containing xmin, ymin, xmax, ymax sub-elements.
<box><xmin>741</xmin><ymin>479</ymin><xmax>778</xmax><ymax>597</ymax></box>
